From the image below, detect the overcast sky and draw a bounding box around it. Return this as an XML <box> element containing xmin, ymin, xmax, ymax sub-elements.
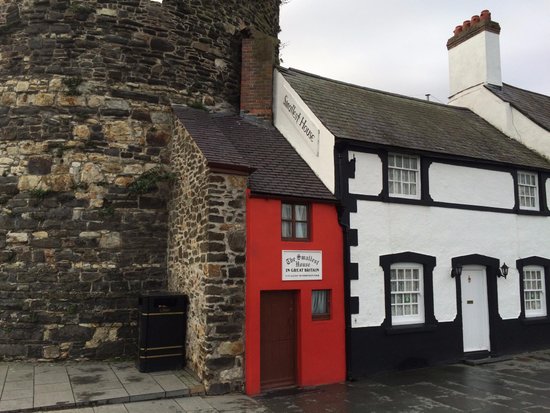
<box><xmin>280</xmin><ymin>1</ymin><xmax>550</xmax><ymax>103</ymax></box>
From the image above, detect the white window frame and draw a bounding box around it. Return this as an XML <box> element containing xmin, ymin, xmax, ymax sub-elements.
<box><xmin>518</xmin><ymin>171</ymin><xmax>539</xmax><ymax>211</ymax></box>
<box><xmin>390</xmin><ymin>263</ymin><xmax>424</xmax><ymax>325</ymax></box>
<box><xmin>388</xmin><ymin>153</ymin><xmax>420</xmax><ymax>199</ymax></box>
<box><xmin>523</xmin><ymin>265</ymin><xmax>547</xmax><ymax>318</ymax></box>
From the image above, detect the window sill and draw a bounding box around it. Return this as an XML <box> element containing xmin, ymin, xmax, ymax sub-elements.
<box><xmin>385</xmin><ymin>323</ymin><xmax>437</xmax><ymax>335</ymax></box>
<box><xmin>520</xmin><ymin>316</ymin><xmax>550</xmax><ymax>325</ymax></box>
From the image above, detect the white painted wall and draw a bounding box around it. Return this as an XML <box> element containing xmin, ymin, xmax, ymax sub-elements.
<box><xmin>348</xmin><ymin>151</ymin><xmax>383</xmax><ymax>196</ymax></box>
<box><xmin>273</xmin><ymin>70</ymin><xmax>336</xmax><ymax>193</ymax></box>
<box><xmin>429</xmin><ymin>163</ymin><xmax>514</xmax><ymax>209</ymax></box>
<box><xmin>450</xmin><ymin>87</ymin><xmax>550</xmax><ymax>159</ymax></box>
<box><xmin>448</xmin><ymin>30</ymin><xmax>502</xmax><ymax>98</ymax></box>
<box><xmin>348</xmin><ymin>201</ymin><xmax>550</xmax><ymax>328</ymax></box>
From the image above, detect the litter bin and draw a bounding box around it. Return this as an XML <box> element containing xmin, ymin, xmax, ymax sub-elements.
<box><xmin>137</xmin><ymin>294</ymin><xmax>187</xmax><ymax>372</ymax></box>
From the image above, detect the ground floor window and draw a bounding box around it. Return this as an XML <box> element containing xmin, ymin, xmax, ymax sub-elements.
<box><xmin>390</xmin><ymin>263</ymin><xmax>424</xmax><ymax>325</ymax></box>
<box><xmin>523</xmin><ymin>265</ymin><xmax>547</xmax><ymax>317</ymax></box>
<box><xmin>379</xmin><ymin>252</ymin><xmax>436</xmax><ymax>329</ymax></box>
<box><xmin>517</xmin><ymin>257</ymin><xmax>550</xmax><ymax>320</ymax></box>
<box><xmin>312</xmin><ymin>290</ymin><xmax>330</xmax><ymax>320</ymax></box>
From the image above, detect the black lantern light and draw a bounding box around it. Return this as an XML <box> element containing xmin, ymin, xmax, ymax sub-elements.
<box><xmin>499</xmin><ymin>263</ymin><xmax>509</xmax><ymax>278</ymax></box>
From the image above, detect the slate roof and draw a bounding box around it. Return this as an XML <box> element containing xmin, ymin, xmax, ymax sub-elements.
<box><xmin>280</xmin><ymin>67</ymin><xmax>550</xmax><ymax>171</ymax></box>
<box><xmin>486</xmin><ymin>83</ymin><xmax>550</xmax><ymax>132</ymax></box>
<box><xmin>172</xmin><ymin>106</ymin><xmax>335</xmax><ymax>201</ymax></box>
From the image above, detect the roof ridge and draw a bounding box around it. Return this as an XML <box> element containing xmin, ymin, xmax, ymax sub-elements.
<box><xmin>279</xmin><ymin>66</ymin><xmax>471</xmax><ymax>111</ymax></box>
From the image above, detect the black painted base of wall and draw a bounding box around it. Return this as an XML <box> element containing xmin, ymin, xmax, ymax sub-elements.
<box><xmin>349</xmin><ymin>318</ymin><xmax>550</xmax><ymax>379</ymax></box>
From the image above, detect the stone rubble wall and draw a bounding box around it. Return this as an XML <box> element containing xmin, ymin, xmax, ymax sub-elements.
<box><xmin>167</xmin><ymin>122</ymin><xmax>247</xmax><ymax>394</ymax></box>
<box><xmin>0</xmin><ymin>0</ymin><xmax>279</xmax><ymax>361</ymax></box>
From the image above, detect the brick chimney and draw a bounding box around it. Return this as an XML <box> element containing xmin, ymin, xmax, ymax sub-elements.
<box><xmin>240</xmin><ymin>27</ymin><xmax>278</xmax><ymax>121</ymax></box>
<box><xmin>447</xmin><ymin>10</ymin><xmax>502</xmax><ymax>98</ymax></box>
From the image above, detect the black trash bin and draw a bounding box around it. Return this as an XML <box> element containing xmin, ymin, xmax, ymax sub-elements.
<box><xmin>137</xmin><ymin>294</ymin><xmax>187</xmax><ymax>372</ymax></box>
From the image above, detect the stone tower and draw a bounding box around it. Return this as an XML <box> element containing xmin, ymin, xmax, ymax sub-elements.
<box><xmin>0</xmin><ymin>0</ymin><xmax>280</xmax><ymax>387</ymax></box>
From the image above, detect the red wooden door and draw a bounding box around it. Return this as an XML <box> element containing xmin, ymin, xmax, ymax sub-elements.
<box><xmin>260</xmin><ymin>291</ymin><xmax>297</xmax><ymax>390</ymax></box>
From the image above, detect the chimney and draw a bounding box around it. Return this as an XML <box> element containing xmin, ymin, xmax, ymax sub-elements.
<box><xmin>447</xmin><ymin>10</ymin><xmax>502</xmax><ymax>98</ymax></box>
<box><xmin>240</xmin><ymin>27</ymin><xmax>278</xmax><ymax>121</ymax></box>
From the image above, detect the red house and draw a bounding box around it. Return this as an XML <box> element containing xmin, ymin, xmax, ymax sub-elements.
<box><xmin>246</xmin><ymin>196</ymin><xmax>345</xmax><ymax>394</ymax></box>
<box><xmin>173</xmin><ymin>107</ymin><xmax>346</xmax><ymax>395</ymax></box>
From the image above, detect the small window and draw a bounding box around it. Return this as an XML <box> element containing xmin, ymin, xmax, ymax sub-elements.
<box><xmin>390</xmin><ymin>263</ymin><xmax>424</xmax><ymax>325</ymax></box>
<box><xmin>523</xmin><ymin>265</ymin><xmax>547</xmax><ymax>318</ymax></box>
<box><xmin>282</xmin><ymin>203</ymin><xmax>309</xmax><ymax>240</ymax></box>
<box><xmin>312</xmin><ymin>290</ymin><xmax>330</xmax><ymax>320</ymax></box>
<box><xmin>388</xmin><ymin>154</ymin><xmax>420</xmax><ymax>199</ymax></box>
<box><xmin>518</xmin><ymin>171</ymin><xmax>539</xmax><ymax>210</ymax></box>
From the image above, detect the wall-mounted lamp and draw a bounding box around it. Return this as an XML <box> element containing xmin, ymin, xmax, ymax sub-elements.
<box><xmin>499</xmin><ymin>263</ymin><xmax>509</xmax><ymax>278</ymax></box>
<box><xmin>451</xmin><ymin>265</ymin><xmax>463</xmax><ymax>278</ymax></box>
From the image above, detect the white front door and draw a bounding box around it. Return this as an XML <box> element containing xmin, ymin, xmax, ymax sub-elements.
<box><xmin>461</xmin><ymin>265</ymin><xmax>491</xmax><ymax>352</ymax></box>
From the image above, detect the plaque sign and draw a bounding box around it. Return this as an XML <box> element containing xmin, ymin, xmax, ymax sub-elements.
<box><xmin>282</xmin><ymin>250</ymin><xmax>322</xmax><ymax>281</ymax></box>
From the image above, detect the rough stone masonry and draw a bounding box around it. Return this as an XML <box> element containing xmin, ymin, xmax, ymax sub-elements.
<box><xmin>0</xmin><ymin>0</ymin><xmax>280</xmax><ymax>393</ymax></box>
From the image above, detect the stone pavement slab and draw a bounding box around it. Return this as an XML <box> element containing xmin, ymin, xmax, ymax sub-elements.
<box><xmin>0</xmin><ymin>362</ymin><xmax>204</xmax><ymax>413</ymax></box>
<box><xmin>257</xmin><ymin>349</ymin><xmax>550</xmax><ymax>413</ymax></box>
<box><xmin>35</xmin><ymin>394</ymin><xmax>268</xmax><ymax>413</ymax></box>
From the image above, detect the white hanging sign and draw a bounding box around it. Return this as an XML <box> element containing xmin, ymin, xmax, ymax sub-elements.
<box><xmin>282</xmin><ymin>250</ymin><xmax>322</xmax><ymax>281</ymax></box>
<box><xmin>279</xmin><ymin>85</ymin><xmax>320</xmax><ymax>156</ymax></box>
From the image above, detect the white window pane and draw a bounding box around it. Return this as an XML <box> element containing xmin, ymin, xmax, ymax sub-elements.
<box><xmin>312</xmin><ymin>290</ymin><xmax>329</xmax><ymax>315</ymax></box>
<box><xmin>295</xmin><ymin>222</ymin><xmax>308</xmax><ymax>239</ymax></box>
<box><xmin>282</xmin><ymin>222</ymin><xmax>292</xmax><ymax>238</ymax></box>
<box><xmin>295</xmin><ymin>205</ymin><xmax>307</xmax><ymax>221</ymax></box>
<box><xmin>396</xmin><ymin>156</ymin><xmax>402</xmax><ymax>167</ymax></box>
<box><xmin>282</xmin><ymin>204</ymin><xmax>292</xmax><ymax>220</ymax></box>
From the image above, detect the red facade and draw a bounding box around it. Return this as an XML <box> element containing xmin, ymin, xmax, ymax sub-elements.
<box><xmin>245</xmin><ymin>192</ymin><xmax>346</xmax><ymax>395</ymax></box>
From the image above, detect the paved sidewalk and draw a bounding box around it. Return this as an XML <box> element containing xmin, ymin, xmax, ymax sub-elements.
<box><xmin>257</xmin><ymin>349</ymin><xmax>550</xmax><ymax>412</ymax></box>
<box><xmin>0</xmin><ymin>362</ymin><xmax>204</xmax><ymax>412</ymax></box>
<box><xmin>38</xmin><ymin>395</ymin><xmax>268</xmax><ymax>413</ymax></box>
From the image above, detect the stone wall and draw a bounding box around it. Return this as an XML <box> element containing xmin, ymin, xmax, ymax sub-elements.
<box><xmin>0</xmin><ymin>0</ymin><xmax>279</xmax><ymax>360</ymax></box>
<box><xmin>167</xmin><ymin>122</ymin><xmax>247</xmax><ymax>394</ymax></box>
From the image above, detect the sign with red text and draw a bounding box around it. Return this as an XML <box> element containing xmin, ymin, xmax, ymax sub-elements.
<box><xmin>282</xmin><ymin>250</ymin><xmax>322</xmax><ymax>281</ymax></box>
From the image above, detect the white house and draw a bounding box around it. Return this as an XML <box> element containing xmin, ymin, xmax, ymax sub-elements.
<box><xmin>448</xmin><ymin>10</ymin><xmax>550</xmax><ymax>159</ymax></box>
<box><xmin>273</xmin><ymin>53</ymin><xmax>550</xmax><ymax>376</ymax></box>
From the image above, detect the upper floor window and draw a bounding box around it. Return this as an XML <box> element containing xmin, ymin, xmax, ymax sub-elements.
<box><xmin>518</xmin><ymin>171</ymin><xmax>539</xmax><ymax>210</ymax></box>
<box><xmin>282</xmin><ymin>203</ymin><xmax>309</xmax><ymax>241</ymax></box>
<box><xmin>388</xmin><ymin>154</ymin><xmax>420</xmax><ymax>199</ymax></box>
<box><xmin>523</xmin><ymin>265</ymin><xmax>546</xmax><ymax>318</ymax></box>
